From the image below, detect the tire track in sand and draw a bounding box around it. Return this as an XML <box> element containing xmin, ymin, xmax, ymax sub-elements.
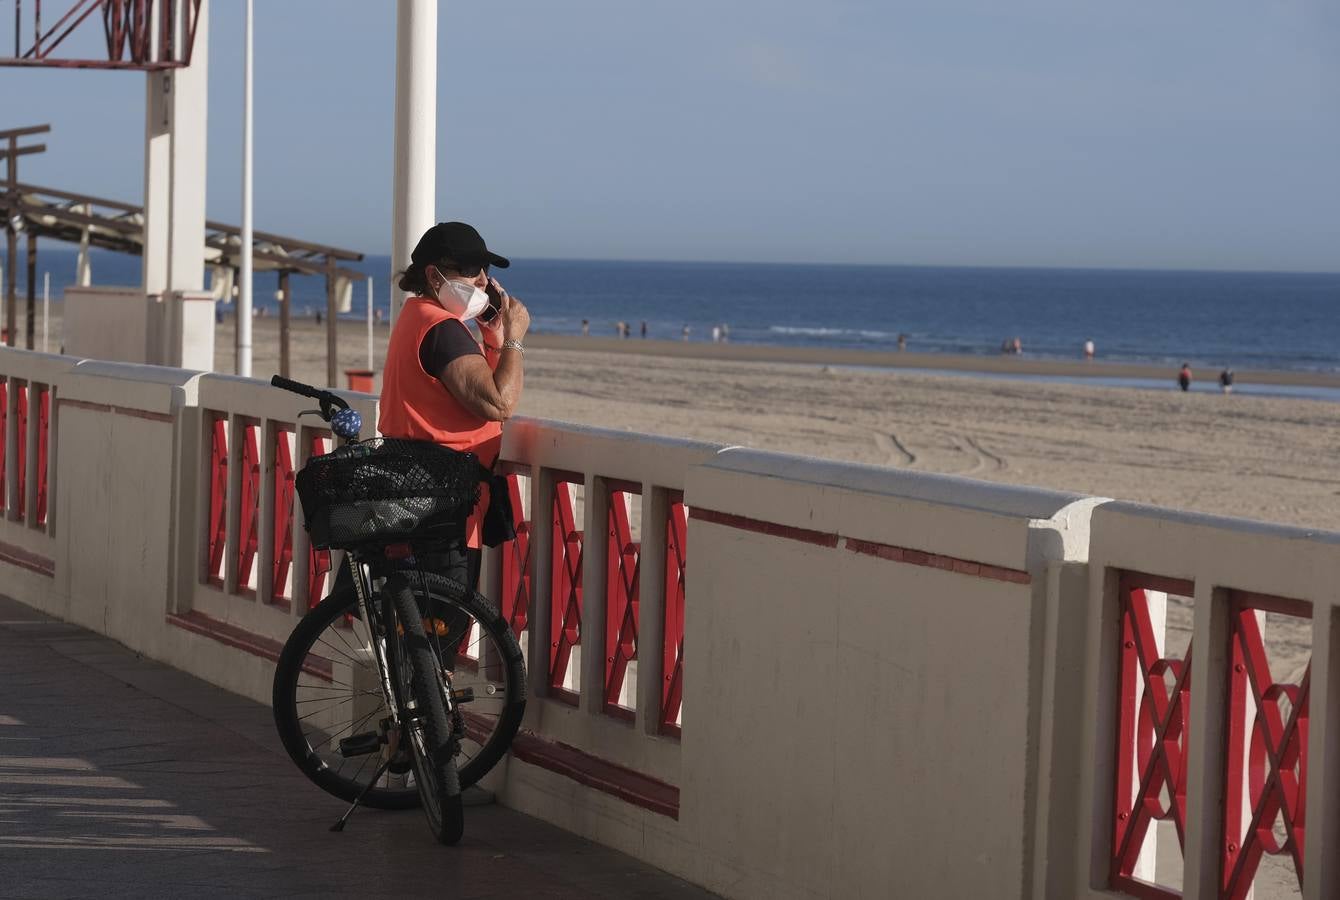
<box><xmin>873</xmin><ymin>431</ymin><xmax>917</xmax><ymax>467</ymax></box>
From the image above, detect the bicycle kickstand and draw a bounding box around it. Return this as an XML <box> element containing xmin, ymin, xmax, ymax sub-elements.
<box><xmin>329</xmin><ymin>756</ymin><xmax>395</xmax><ymax>832</ymax></box>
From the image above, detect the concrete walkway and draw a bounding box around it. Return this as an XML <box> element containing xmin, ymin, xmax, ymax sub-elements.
<box><xmin>0</xmin><ymin>595</ymin><xmax>714</xmax><ymax>899</ymax></box>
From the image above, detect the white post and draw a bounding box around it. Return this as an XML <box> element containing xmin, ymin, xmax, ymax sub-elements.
<box><xmin>42</xmin><ymin>271</ymin><xmax>48</xmax><ymax>352</ymax></box>
<box><xmin>366</xmin><ymin>277</ymin><xmax>374</xmax><ymax>370</ymax></box>
<box><xmin>238</xmin><ymin>0</ymin><xmax>254</xmax><ymax>377</ymax></box>
<box><xmin>391</xmin><ymin>0</ymin><xmax>437</xmax><ymax>326</ymax></box>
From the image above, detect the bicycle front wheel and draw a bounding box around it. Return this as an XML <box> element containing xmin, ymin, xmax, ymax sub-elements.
<box><xmin>384</xmin><ymin>574</ymin><xmax>463</xmax><ymax>845</ymax></box>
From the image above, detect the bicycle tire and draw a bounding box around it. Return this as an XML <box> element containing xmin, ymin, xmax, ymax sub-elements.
<box><xmin>384</xmin><ymin>575</ymin><xmax>463</xmax><ymax>845</ymax></box>
<box><xmin>272</xmin><ymin>575</ymin><xmax>526</xmax><ymax>809</ymax></box>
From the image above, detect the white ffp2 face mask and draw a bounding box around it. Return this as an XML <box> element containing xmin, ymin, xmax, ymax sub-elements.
<box><xmin>434</xmin><ymin>277</ymin><xmax>490</xmax><ymax>321</ymax></box>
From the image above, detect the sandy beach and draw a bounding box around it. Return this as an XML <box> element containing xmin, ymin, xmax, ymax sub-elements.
<box><xmin>198</xmin><ymin>314</ymin><xmax>1340</xmax><ymax>533</ymax></box>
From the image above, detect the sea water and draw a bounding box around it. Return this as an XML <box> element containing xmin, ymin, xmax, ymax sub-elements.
<box><xmin>16</xmin><ymin>249</ymin><xmax>1340</xmax><ymax>375</ymax></box>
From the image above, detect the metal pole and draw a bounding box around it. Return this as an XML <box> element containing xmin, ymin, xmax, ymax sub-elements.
<box><xmin>326</xmin><ymin>258</ymin><xmax>338</xmax><ymax>387</ymax></box>
<box><xmin>238</xmin><ymin>0</ymin><xmax>254</xmax><ymax>376</ymax></box>
<box><xmin>366</xmin><ymin>277</ymin><xmax>374</xmax><ymax>370</ymax></box>
<box><xmin>391</xmin><ymin>0</ymin><xmax>437</xmax><ymax>327</ymax></box>
<box><xmin>278</xmin><ymin>271</ymin><xmax>290</xmax><ymax>379</ymax></box>
<box><xmin>42</xmin><ymin>271</ymin><xmax>48</xmax><ymax>352</ymax></box>
<box><xmin>24</xmin><ymin>231</ymin><xmax>35</xmax><ymax>349</ymax></box>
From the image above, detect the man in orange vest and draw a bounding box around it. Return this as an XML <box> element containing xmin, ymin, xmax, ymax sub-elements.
<box><xmin>379</xmin><ymin>222</ymin><xmax>530</xmax><ymax>595</ymax></box>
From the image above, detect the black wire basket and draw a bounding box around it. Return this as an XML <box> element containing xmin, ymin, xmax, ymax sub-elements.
<box><xmin>295</xmin><ymin>438</ymin><xmax>484</xmax><ymax>550</ymax></box>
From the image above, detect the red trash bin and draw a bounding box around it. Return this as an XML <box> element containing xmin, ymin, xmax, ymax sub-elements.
<box><xmin>344</xmin><ymin>369</ymin><xmax>375</xmax><ymax>393</ymax></box>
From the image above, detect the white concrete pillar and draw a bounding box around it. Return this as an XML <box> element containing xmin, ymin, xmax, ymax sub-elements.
<box><xmin>390</xmin><ymin>0</ymin><xmax>437</xmax><ymax>325</ymax></box>
<box><xmin>143</xmin><ymin>0</ymin><xmax>209</xmax><ymax>296</ymax></box>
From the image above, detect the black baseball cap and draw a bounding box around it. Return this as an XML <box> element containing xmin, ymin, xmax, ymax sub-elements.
<box><xmin>411</xmin><ymin>221</ymin><xmax>510</xmax><ymax>269</ymax></box>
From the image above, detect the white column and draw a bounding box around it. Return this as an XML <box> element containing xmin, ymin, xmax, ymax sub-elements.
<box><xmin>390</xmin><ymin>0</ymin><xmax>437</xmax><ymax>325</ymax></box>
<box><xmin>238</xmin><ymin>0</ymin><xmax>254</xmax><ymax>376</ymax></box>
<box><xmin>143</xmin><ymin>0</ymin><xmax>209</xmax><ymax>295</ymax></box>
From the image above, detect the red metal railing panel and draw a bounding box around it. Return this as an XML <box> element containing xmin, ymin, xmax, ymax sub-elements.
<box><xmin>661</xmin><ymin>493</ymin><xmax>687</xmax><ymax>736</ymax></box>
<box><xmin>15</xmin><ymin>384</ymin><xmax>28</xmax><ymax>520</ymax></box>
<box><xmin>604</xmin><ymin>487</ymin><xmax>641</xmax><ymax>718</ymax></box>
<box><xmin>235</xmin><ymin>423</ymin><xmax>260</xmax><ymax>594</ymax></box>
<box><xmin>205</xmin><ymin>416</ymin><xmax>227</xmax><ymax>584</ymax></box>
<box><xmin>35</xmin><ymin>388</ymin><xmax>49</xmax><ymax>526</ymax></box>
<box><xmin>271</xmin><ymin>429</ymin><xmax>295</xmax><ymax>603</ymax></box>
<box><xmin>0</xmin><ymin>377</ymin><xmax>7</xmax><ymax>512</ymax></box>
<box><xmin>498</xmin><ymin>473</ymin><xmax>531</xmax><ymax>639</ymax></box>
<box><xmin>306</xmin><ymin>434</ymin><xmax>331</xmax><ymax>609</ymax></box>
<box><xmin>1221</xmin><ymin>593</ymin><xmax>1310</xmax><ymax>899</ymax></box>
<box><xmin>1111</xmin><ymin>577</ymin><xmax>1193</xmax><ymax>900</ymax></box>
<box><xmin>548</xmin><ymin>478</ymin><xmax>583</xmax><ymax>701</ymax></box>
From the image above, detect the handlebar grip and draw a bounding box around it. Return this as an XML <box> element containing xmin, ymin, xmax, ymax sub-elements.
<box><xmin>270</xmin><ymin>374</ymin><xmax>321</xmax><ymax>399</ymax></box>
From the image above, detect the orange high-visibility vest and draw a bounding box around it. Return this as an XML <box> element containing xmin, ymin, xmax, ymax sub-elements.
<box><xmin>379</xmin><ymin>296</ymin><xmax>502</xmax><ymax>547</ymax></box>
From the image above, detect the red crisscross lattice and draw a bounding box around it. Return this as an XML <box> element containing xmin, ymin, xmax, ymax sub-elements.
<box><xmin>205</xmin><ymin>416</ymin><xmax>228</xmax><ymax>584</ymax></box>
<box><xmin>35</xmin><ymin>388</ymin><xmax>49</xmax><ymax>526</ymax></box>
<box><xmin>604</xmin><ymin>484</ymin><xmax>641</xmax><ymax>718</ymax></box>
<box><xmin>305</xmin><ymin>434</ymin><xmax>331</xmax><ymax>610</ymax></box>
<box><xmin>661</xmin><ymin>493</ymin><xmax>687</xmax><ymax>736</ymax></box>
<box><xmin>548</xmin><ymin>476</ymin><xmax>583</xmax><ymax>702</ymax></box>
<box><xmin>0</xmin><ymin>378</ymin><xmax>7</xmax><ymax>513</ymax></box>
<box><xmin>235</xmin><ymin>423</ymin><xmax>260</xmax><ymax>594</ymax></box>
<box><xmin>499</xmin><ymin>472</ymin><xmax>531</xmax><ymax>639</ymax></box>
<box><xmin>15</xmin><ymin>383</ymin><xmax>28</xmax><ymax>520</ymax></box>
<box><xmin>1221</xmin><ymin>592</ymin><xmax>1310</xmax><ymax>900</ymax></box>
<box><xmin>1112</xmin><ymin>577</ymin><xmax>1194</xmax><ymax>900</ymax></box>
<box><xmin>271</xmin><ymin>429</ymin><xmax>296</xmax><ymax>604</ymax></box>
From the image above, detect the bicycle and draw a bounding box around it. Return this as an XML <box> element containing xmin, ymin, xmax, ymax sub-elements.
<box><xmin>267</xmin><ymin>375</ymin><xmax>527</xmax><ymax>845</ymax></box>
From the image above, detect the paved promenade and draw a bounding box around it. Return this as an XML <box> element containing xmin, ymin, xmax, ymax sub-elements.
<box><xmin>0</xmin><ymin>594</ymin><xmax>714</xmax><ymax>899</ymax></box>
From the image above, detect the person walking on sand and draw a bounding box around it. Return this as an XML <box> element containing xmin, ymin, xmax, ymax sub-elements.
<box><xmin>1084</xmin><ymin>339</ymin><xmax>1095</xmax><ymax>359</ymax></box>
<box><xmin>1178</xmin><ymin>363</ymin><xmax>1192</xmax><ymax>392</ymax></box>
<box><xmin>581</xmin><ymin>318</ymin><xmax>590</xmax><ymax>336</ymax></box>
<box><xmin>1219</xmin><ymin>368</ymin><xmax>1234</xmax><ymax>394</ymax></box>
<box><xmin>376</xmin><ymin>220</ymin><xmax>528</xmax><ymax>602</ymax></box>
<box><xmin>682</xmin><ymin>324</ymin><xmax>691</xmax><ymax>341</ymax></box>
<box><xmin>640</xmin><ymin>320</ymin><xmax>647</xmax><ymax>339</ymax></box>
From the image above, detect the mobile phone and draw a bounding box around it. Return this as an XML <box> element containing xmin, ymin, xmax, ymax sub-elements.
<box><xmin>480</xmin><ymin>279</ymin><xmax>503</xmax><ymax>324</ymax></box>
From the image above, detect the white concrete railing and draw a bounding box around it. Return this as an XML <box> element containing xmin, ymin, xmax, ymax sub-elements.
<box><xmin>1060</xmin><ymin>504</ymin><xmax>1340</xmax><ymax>900</ymax></box>
<box><xmin>3</xmin><ymin>343</ymin><xmax>1339</xmax><ymax>900</ymax></box>
<box><xmin>0</xmin><ymin>349</ymin><xmax>69</xmax><ymax>586</ymax></box>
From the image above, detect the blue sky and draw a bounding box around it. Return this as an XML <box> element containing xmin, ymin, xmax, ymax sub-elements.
<box><xmin>5</xmin><ymin>0</ymin><xmax>1338</xmax><ymax>271</ymax></box>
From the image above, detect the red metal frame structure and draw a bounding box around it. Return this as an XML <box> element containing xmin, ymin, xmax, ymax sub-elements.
<box><xmin>661</xmin><ymin>492</ymin><xmax>687</xmax><ymax>736</ymax></box>
<box><xmin>1220</xmin><ymin>590</ymin><xmax>1310</xmax><ymax>899</ymax></box>
<box><xmin>205</xmin><ymin>415</ymin><xmax>226</xmax><ymax>585</ymax></box>
<box><xmin>2</xmin><ymin>0</ymin><xmax>204</xmax><ymax>70</ymax></box>
<box><xmin>234</xmin><ymin>421</ymin><xmax>260</xmax><ymax>596</ymax></box>
<box><xmin>0</xmin><ymin>378</ymin><xmax>6</xmax><ymax>511</ymax></box>
<box><xmin>270</xmin><ymin>428</ymin><xmax>296</xmax><ymax>606</ymax></box>
<box><xmin>304</xmin><ymin>433</ymin><xmax>330</xmax><ymax>610</ymax></box>
<box><xmin>498</xmin><ymin>470</ymin><xmax>531</xmax><ymax>640</ymax></box>
<box><xmin>603</xmin><ymin>480</ymin><xmax>640</xmax><ymax>719</ymax></box>
<box><xmin>548</xmin><ymin>474</ymin><xmax>584</xmax><ymax>703</ymax></box>
<box><xmin>1111</xmin><ymin>572</ymin><xmax>1194</xmax><ymax>900</ymax></box>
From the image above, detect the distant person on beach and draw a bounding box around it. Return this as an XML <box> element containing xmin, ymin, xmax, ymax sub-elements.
<box><xmin>581</xmin><ymin>318</ymin><xmax>590</xmax><ymax>336</ymax></box>
<box><xmin>378</xmin><ymin>220</ymin><xmax>527</xmax><ymax>601</ymax></box>
<box><xmin>897</xmin><ymin>333</ymin><xmax>907</xmax><ymax>351</ymax></box>
<box><xmin>1084</xmin><ymin>339</ymin><xmax>1095</xmax><ymax>359</ymax></box>
<box><xmin>640</xmin><ymin>320</ymin><xmax>647</xmax><ymax>339</ymax></box>
<box><xmin>682</xmin><ymin>324</ymin><xmax>691</xmax><ymax>341</ymax></box>
<box><xmin>315</xmin><ymin>309</ymin><xmax>322</xmax><ymax>325</ymax></box>
<box><xmin>711</xmin><ymin>325</ymin><xmax>721</xmax><ymax>343</ymax></box>
<box><xmin>1012</xmin><ymin>336</ymin><xmax>1023</xmax><ymax>355</ymax></box>
<box><xmin>1178</xmin><ymin>363</ymin><xmax>1192</xmax><ymax>392</ymax></box>
<box><xmin>1219</xmin><ymin>368</ymin><xmax>1234</xmax><ymax>394</ymax></box>
<box><xmin>721</xmin><ymin>323</ymin><xmax>729</xmax><ymax>342</ymax></box>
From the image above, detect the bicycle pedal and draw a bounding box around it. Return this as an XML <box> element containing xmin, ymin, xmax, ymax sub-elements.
<box><xmin>337</xmin><ymin>732</ymin><xmax>383</xmax><ymax>758</ymax></box>
<box><xmin>450</xmin><ymin>687</ymin><xmax>475</xmax><ymax>704</ymax></box>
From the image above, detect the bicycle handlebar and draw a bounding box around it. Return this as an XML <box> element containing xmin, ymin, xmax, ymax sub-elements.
<box><xmin>269</xmin><ymin>375</ymin><xmax>364</xmax><ymax>445</ymax></box>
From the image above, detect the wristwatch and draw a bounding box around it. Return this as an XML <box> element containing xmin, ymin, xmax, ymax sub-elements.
<box><xmin>502</xmin><ymin>338</ymin><xmax>524</xmax><ymax>355</ymax></box>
